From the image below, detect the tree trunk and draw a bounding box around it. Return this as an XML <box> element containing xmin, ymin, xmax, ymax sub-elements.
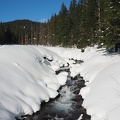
<box><xmin>98</xmin><ymin>0</ymin><xmax>101</xmax><ymax>32</ymax></box>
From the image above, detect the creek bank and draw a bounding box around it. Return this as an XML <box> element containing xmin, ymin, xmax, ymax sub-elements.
<box><xmin>17</xmin><ymin>59</ymin><xmax>91</xmax><ymax>120</ymax></box>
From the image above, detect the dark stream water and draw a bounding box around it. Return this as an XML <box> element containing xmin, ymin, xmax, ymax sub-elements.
<box><xmin>17</xmin><ymin>60</ymin><xmax>91</xmax><ymax>120</ymax></box>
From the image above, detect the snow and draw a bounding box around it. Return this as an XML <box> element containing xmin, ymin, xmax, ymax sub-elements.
<box><xmin>0</xmin><ymin>45</ymin><xmax>67</xmax><ymax>119</ymax></box>
<box><xmin>1</xmin><ymin>45</ymin><xmax>120</xmax><ymax>120</ymax></box>
<box><xmin>78</xmin><ymin>114</ymin><xmax>83</xmax><ymax>120</ymax></box>
<box><xmin>46</xmin><ymin>46</ymin><xmax>120</xmax><ymax>120</ymax></box>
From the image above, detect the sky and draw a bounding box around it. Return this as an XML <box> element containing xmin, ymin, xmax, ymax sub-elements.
<box><xmin>0</xmin><ymin>0</ymin><xmax>71</xmax><ymax>23</ymax></box>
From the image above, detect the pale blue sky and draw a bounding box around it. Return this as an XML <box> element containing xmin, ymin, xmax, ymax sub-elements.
<box><xmin>0</xmin><ymin>0</ymin><xmax>71</xmax><ymax>22</ymax></box>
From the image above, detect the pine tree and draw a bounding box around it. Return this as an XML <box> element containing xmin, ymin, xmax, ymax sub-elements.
<box><xmin>99</xmin><ymin>0</ymin><xmax>120</xmax><ymax>49</ymax></box>
<box><xmin>48</xmin><ymin>14</ymin><xmax>58</xmax><ymax>45</ymax></box>
<box><xmin>0</xmin><ymin>22</ymin><xmax>5</xmax><ymax>44</ymax></box>
<box><xmin>109</xmin><ymin>0</ymin><xmax>120</xmax><ymax>47</ymax></box>
<box><xmin>69</xmin><ymin>0</ymin><xmax>77</xmax><ymax>46</ymax></box>
<box><xmin>77</xmin><ymin>0</ymin><xmax>98</xmax><ymax>48</ymax></box>
<box><xmin>57</xmin><ymin>2</ymin><xmax>70</xmax><ymax>46</ymax></box>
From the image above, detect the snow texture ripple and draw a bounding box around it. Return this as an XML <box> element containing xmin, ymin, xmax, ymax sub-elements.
<box><xmin>0</xmin><ymin>45</ymin><xmax>67</xmax><ymax>120</ymax></box>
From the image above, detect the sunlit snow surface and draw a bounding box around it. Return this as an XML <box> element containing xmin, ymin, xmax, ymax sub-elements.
<box><xmin>0</xmin><ymin>45</ymin><xmax>67</xmax><ymax>119</ymax></box>
<box><xmin>1</xmin><ymin>45</ymin><xmax>120</xmax><ymax>120</ymax></box>
<box><xmin>46</xmin><ymin>46</ymin><xmax>120</xmax><ymax>120</ymax></box>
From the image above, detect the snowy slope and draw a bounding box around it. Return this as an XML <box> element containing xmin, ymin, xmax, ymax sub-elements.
<box><xmin>46</xmin><ymin>46</ymin><xmax>120</xmax><ymax>120</ymax></box>
<box><xmin>0</xmin><ymin>45</ymin><xmax>67</xmax><ymax>120</ymax></box>
<box><xmin>1</xmin><ymin>45</ymin><xmax>120</xmax><ymax>120</ymax></box>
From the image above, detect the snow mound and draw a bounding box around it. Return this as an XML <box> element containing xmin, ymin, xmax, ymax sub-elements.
<box><xmin>0</xmin><ymin>45</ymin><xmax>67</xmax><ymax>119</ymax></box>
<box><xmin>78</xmin><ymin>48</ymin><xmax>120</xmax><ymax>120</ymax></box>
<box><xmin>47</xmin><ymin>46</ymin><xmax>120</xmax><ymax>120</ymax></box>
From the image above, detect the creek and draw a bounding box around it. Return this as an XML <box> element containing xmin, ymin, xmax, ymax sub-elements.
<box><xmin>19</xmin><ymin>60</ymin><xmax>91</xmax><ymax>120</ymax></box>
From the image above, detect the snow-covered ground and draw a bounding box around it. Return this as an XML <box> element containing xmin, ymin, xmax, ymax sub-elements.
<box><xmin>1</xmin><ymin>45</ymin><xmax>120</xmax><ymax>120</ymax></box>
<box><xmin>46</xmin><ymin>46</ymin><xmax>120</xmax><ymax>120</ymax></box>
<box><xmin>0</xmin><ymin>45</ymin><xmax>67</xmax><ymax>119</ymax></box>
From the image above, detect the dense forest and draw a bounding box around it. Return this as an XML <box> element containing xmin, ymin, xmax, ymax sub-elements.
<box><xmin>0</xmin><ymin>0</ymin><xmax>120</xmax><ymax>50</ymax></box>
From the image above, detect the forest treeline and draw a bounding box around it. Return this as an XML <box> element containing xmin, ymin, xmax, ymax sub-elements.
<box><xmin>0</xmin><ymin>0</ymin><xmax>120</xmax><ymax>49</ymax></box>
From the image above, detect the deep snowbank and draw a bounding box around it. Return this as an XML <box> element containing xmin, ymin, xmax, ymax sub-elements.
<box><xmin>1</xmin><ymin>45</ymin><xmax>120</xmax><ymax>120</ymax></box>
<box><xmin>0</xmin><ymin>45</ymin><xmax>67</xmax><ymax>119</ymax></box>
<box><xmin>46</xmin><ymin>46</ymin><xmax>120</xmax><ymax>120</ymax></box>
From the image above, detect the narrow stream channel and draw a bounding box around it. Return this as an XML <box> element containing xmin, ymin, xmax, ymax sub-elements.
<box><xmin>19</xmin><ymin>60</ymin><xmax>91</xmax><ymax>120</ymax></box>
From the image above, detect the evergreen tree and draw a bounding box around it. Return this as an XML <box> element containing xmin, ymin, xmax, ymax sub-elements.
<box><xmin>0</xmin><ymin>22</ymin><xmax>5</xmax><ymax>44</ymax></box>
<box><xmin>57</xmin><ymin>2</ymin><xmax>70</xmax><ymax>46</ymax></box>
<box><xmin>99</xmin><ymin>0</ymin><xmax>120</xmax><ymax>49</ymax></box>
<box><xmin>69</xmin><ymin>0</ymin><xmax>78</xmax><ymax>46</ymax></box>
<box><xmin>77</xmin><ymin>0</ymin><xmax>98</xmax><ymax>48</ymax></box>
<box><xmin>48</xmin><ymin>14</ymin><xmax>58</xmax><ymax>45</ymax></box>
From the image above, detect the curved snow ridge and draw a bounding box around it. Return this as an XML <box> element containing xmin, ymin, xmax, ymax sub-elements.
<box><xmin>0</xmin><ymin>45</ymin><xmax>68</xmax><ymax>120</ymax></box>
<box><xmin>78</xmin><ymin>49</ymin><xmax>120</xmax><ymax>120</ymax></box>
<box><xmin>81</xmin><ymin>62</ymin><xmax>120</xmax><ymax>120</ymax></box>
<box><xmin>33</xmin><ymin>45</ymin><xmax>68</xmax><ymax>67</ymax></box>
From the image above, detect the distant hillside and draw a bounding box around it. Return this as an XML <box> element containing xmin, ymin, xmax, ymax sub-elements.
<box><xmin>0</xmin><ymin>19</ymin><xmax>47</xmax><ymax>45</ymax></box>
